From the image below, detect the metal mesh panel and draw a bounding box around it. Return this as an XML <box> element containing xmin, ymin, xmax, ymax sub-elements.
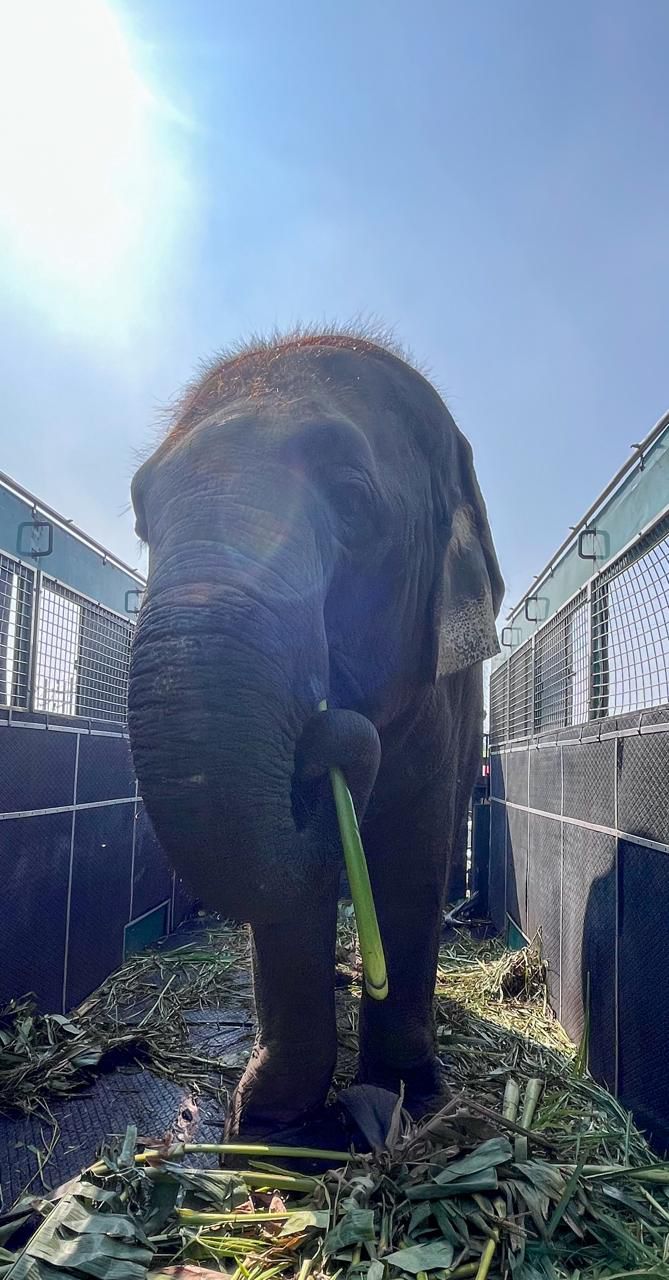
<box><xmin>529</xmin><ymin>744</ymin><xmax>562</xmax><ymax>814</ymax></box>
<box><xmin>617</xmin><ymin>733</ymin><xmax>669</xmax><ymax>846</ymax></box>
<box><xmin>508</xmin><ymin>643</ymin><xmax>533</xmax><ymax>739</ymax></box>
<box><xmin>489</xmin><ymin>665</ymin><xmax>508</xmax><ymax>747</ymax></box>
<box><xmin>619</xmin><ymin>840</ymin><xmax>669</xmax><ymax>1152</ymax></box>
<box><xmin>534</xmin><ymin>591</ymin><xmax>589</xmax><ymax>732</ymax></box>
<box><xmin>0</xmin><ymin>723</ymin><xmax>77</xmax><ymax>813</ymax></box>
<box><xmin>0</xmin><ymin>810</ymin><xmax>71</xmax><ymax>1010</ymax></box>
<box><xmin>65</xmin><ymin>805</ymin><xmax>133</xmax><ymax>1007</ymax></box>
<box><xmin>76</xmin><ymin>734</ymin><xmax>135</xmax><ymax>803</ymax></box>
<box><xmin>132</xmin><ymin>803</ymin><xmax>173</xmax><ymax>919</ymax></box>
<box><xmin>506</xmin><ymin>805</ymin><xmax>528</xmax><ymax>932</ymax></box>
<box><xmin>0</xmin><ymin>555</ymin><xmax>34</xmax><ymax>709</ymax></box>
<box><xmin>488</xmin><ymin>800</ymin><xmax>506</xmax><ymax>933</ymax></box>
<box><xmin>34</xmin><ymin>580</ymin><xmax>132</xmax><ymax>722</ymax></box>
<box><xmin>561</xmin><ymin>826</ymin><xmax>616</xmax><ymax>1086</ymax></box>
<box><xmin>562</xmin><ymin>739</ymin><xmax>615</xmax><ymax>826</ymax></box>
<box><xmin>591</xmin><ymin>523</ymin><xmax>669</xmax><ymax>718</ymax></box>
<box><xmin>504</xmin><ymin>749</ymin><xmax>528</xmax><ymax>805</ymax></box>
<box><xmin>527</xmin><ymin>813</ymin><xmax>561</xmax><ymax>1009</ymax></box>
<box><xmin>490</xmin><ymin>750</ymin><xmax>504</xmax><ymax>801</ymax></box>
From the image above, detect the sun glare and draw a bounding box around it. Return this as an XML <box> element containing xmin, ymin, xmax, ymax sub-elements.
<box><xmin>0</xmin><ymin>0</ymin><xmax>189</xmax><ymax>335</ymax></box>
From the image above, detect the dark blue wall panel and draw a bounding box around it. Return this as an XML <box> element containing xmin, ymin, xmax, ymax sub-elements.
<box><xmin>562</xmin><ymin>826</ymin><xmax>616</xmax><ymax>1089</ymax></box>
<box><xmin>173</xmin><ymin>873</ymin><xmax>197</xmax><ymax>928</ymax></box>
<box><xmin>132</xmin><ymin>803</ymin><xmax>173</xmax><ymax>919</ymax></box>
<box><xmin>0</xmin><ymin>724</ymin><xmax>180</xmax><ymax>1014</ymax></box>
<box><xmin>76</xmin><ymin>734</ymin><xmax>135</xmax><ymax>804</ymax></box>
<box><xmin>619</xmin><ymin>841</ymin><xmax>669</xmax><ymax>1153</ymax></box>
<box><xmin>527</xmin><ymin>814</ymin><xmax>561</xmax><ymax>1010</ymax></box>
<box><xmin>0</xmin><ymin>811</ymin><xmax>71</xmax><ymax>1010</ymax></box>
<box><xmin>490</xmin><ymin>752</ymin><xmax>505</xmax><ymax>803</ymax></box>
<box><xmin>617</xmin><ymin>737</ymin><xmax>669</xmax><ymax>847</ymax></box>
<box><xmin>65</xmin><ymin>803</ymin><xmax>134</xmax><ymax>1008</ymax></box>
<box><xmin>0</xmin><ymin>726</ymin><xmax>76</xmax><ymax>813</ymax></box>
<box><xmin>506</xmin><ymin>806</ymin><xmax>528</xmax><ymax>933</ymax></box>
<box><xmin>488</xmin><ymin>800</ymin><xmax>506</xmax><ymax>934</ymax></box>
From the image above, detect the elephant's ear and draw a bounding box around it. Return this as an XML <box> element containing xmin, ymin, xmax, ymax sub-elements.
<box><xmin>427</xmin><ymin>432</ymin><xmax>504</xmax><ymax>682</ymax></box>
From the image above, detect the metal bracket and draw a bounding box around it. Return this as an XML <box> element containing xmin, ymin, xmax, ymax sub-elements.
<box><xmin>125</xmin><ymin>588</ymin><xmax>144</xmax><ymax>615</ymax></box>
<box><xmin>630</xmin><ymin>442</ymin><xmax>645</xmax><ymax>472</ymax></box>
<box><xmin>524</xmin><ymin>596</ymin><xmax>545</xmax><ymax>623</ymax></box>
<box><xmin>500</xmin><ymin>626</ymin><xmax>519</xmax><ymax>647</ymax></box>
<box><xmin>17</xmin><ymin>519</ymin><xmax>53</xmax><ymax>558</ymax></box>
<box><xmin>577</xmin><ymin>527</ymin><xmax>598</xmax><ymax>561</ymax></box>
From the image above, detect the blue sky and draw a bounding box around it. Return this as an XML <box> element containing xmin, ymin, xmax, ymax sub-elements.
<box><xmin>1</xmin><ymin>0</ymin><xmax>668</xmax><ymax>612</ymax></box>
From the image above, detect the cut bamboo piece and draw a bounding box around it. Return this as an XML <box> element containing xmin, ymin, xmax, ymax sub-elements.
<box><xmin>319</xmin><ymin>700</ymin><xmax>388</xmax><ymax>1000</ymax></box>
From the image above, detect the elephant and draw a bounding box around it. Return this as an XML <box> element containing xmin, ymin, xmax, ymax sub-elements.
<box><xmin>128</xmin><ymin>328</ymin><xmax>503</xmax><ymax>1142</ymax></box>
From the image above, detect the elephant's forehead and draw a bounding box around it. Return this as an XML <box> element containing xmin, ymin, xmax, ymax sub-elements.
<box><xmin>163</xmin><ymin>335</ymin><xmax>420</xmax><ymax>448</ymax></box>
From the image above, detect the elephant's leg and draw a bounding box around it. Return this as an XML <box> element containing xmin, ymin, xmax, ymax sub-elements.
<box><xmin>226</xmin><ymin>709</ymin><xmax>379</xmax><ymax>1140</ymax></box>
<box><xmin>356</xmin><ymin>772</ymin><xmax>454</xmax><ymax>1116</ymax></box>
<box><xmin>227</xmin><ymin>885</ymin><xmax>339</xmax><ymax>1137</ymax></box>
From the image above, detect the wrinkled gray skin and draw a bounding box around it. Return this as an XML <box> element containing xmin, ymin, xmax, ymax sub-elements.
<box><xmin>128</xmin><ymin>333</ymin><xmax>503</xmax><ymax>1139</ymax></box>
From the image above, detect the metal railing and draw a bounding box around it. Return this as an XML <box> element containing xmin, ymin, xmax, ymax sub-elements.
<box><xmin>489</xmin><ymin>662</ymin><xmax>508</xmax><ymax>747</ymax></box>
<box><xmin>0</xmin><ymin>553</ymin><xmax>34</xmax><ymax>710</ymax></box>
<box><xmin>591</xmin><ymin>515</ymin><xmax>669</xmax><ymax>719</ymax></box>
<box><xmin>0</xmin><ymin>556</ymin><xmax>134</xmax><ymax>723</ymax></box>
<box><xmin>491</xmin><ymin>512</ymin><xmax>669</xmax><ymax>744</ymax></box>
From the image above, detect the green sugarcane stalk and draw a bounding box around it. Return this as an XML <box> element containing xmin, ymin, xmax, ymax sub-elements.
<box><xmin>318</xmin><ymin>699</ymin><xmax>388</xmax><ymax>1000</ymax></box>
<box><xmin>502</xmin><ymin>1078</ymin><xmax>520</xmax><ymax>1122</ymax></box>
<box><xmin>192</xmin><ymin>1237</ymin><xmax>269</xmax><ymax>1255</ymax></box>
<box><xmin>297</xmin><ymin>1251</ymin><xmax>320</xmax><ymax>1280</ymax></box>
<box><xmin>178</xmin><ymin>1209</ymin><xmax>294</xmax><ymax>1224</ymax></box>
<box><xmin>474</xmin><ymin>1234</ymin><xmax>498</xmax><ymax>1280</ymax></box>
<box><xmin>520</xmin><ymin>1077</ymin><xmax>544</xmax><ymax>1130</ymax></box>
<box><xmin>87</xmin><ymin>1140</ymin><xmax>350</xmax><ymax>1177</ymax></box>
<box><xmin>143</xmin><ymin>1166</ymin><xmax>318</xmax><ymax>1192</ymax></box>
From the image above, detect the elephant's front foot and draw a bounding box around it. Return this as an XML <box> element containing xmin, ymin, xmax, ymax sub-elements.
<box><xmin>358</xmin><ymin>1052</ymin><xmax>451</xmax><ymax>1120</ymax></box>
<box><xmin>358</xmin><ymin>995</ymin><xmax>451</xmax><ymax>1121</ymax></box>
<box><xmin>402</xmin><ymin>1058</ymin><xmax>452</xmax><ymax>1120</ymax></box>
<box><xmin>224</xmin><ymin>1040</ymin><xmax>337</xmax><ymax>1147</ymax></box>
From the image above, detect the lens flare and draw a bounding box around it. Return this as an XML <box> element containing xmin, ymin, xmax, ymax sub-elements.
<box><xmin>0</xmin><ymin>0</ymin><xmax>191</xmax><ymax>337</ymax></box>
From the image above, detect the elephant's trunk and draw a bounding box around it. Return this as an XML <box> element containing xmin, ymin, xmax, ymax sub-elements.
<box><xmin>128</xmin><ymin>578</ymin><xmax>334</xmax><ymax>923</ymax></box>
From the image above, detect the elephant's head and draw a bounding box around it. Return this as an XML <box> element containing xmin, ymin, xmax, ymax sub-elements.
<box><xmin>128</xmin><ymin>333</ymin><xmax>502</xmax><ymax>929</ymax></box>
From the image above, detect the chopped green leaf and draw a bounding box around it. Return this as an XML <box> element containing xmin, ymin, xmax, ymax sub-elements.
<box><xmin>323</xmin><ymin>1210</ymin><xmax>376</xmax><ymax>1258</ymax></box>
<box><xmin>385</xmin><ymin>1241</ymin><xmax>455</xmax><ymax>1273</ymax></box>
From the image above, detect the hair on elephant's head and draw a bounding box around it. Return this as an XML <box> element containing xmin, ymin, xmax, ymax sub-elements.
<box><xmin>128</xmin><ymin>327</ymin><xmax>503</xmax><ymax>925</ymax></box>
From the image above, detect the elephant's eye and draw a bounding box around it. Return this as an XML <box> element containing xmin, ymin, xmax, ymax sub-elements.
<box><xmin>133</xmin><ymin>502</ymin><xmax>149</xmax><ymax>544</ymax></box>
<box><xmin>131</xmin><ymin>469</ymin><xmax>150</xmax><ymax>543</ymax></box>
<box><xmin>328</xmin><ymin>478</ymin><xmax>376</xmax><ymax>543</ymax></box>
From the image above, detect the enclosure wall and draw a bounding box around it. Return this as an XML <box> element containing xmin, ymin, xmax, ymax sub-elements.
<box><xmin>0</xmin><ymin>479</ymin><xmax>192</xmax><ymax>1015</ymax></box>
<box><xmin>489</xmin><ymin>503</ymin><xmax>669</xmax><ymax>1152</ymax></box>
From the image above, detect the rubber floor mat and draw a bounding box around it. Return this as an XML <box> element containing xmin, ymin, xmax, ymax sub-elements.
<box><xmin>0</xmin><ymin>917</ymin><xmax>250</xmax><ymax>1209</ymax></box>
<box><xmin>0</xmin><ymin>1065</ymin><xmax>228</xmax><ymax>1209</ymax></box>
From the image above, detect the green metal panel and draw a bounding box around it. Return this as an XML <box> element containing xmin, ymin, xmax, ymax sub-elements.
<box><xmin>124</xmin><ymin>903</ymin><xmax>170</xmax><ymax>958</ymax></box>
<box><xmin>494</xmin><ymin>423</ymin><xmax>669</xmax><ymax>666</ymax></box>
<box><xmin>0</xmin><ymin>478</ymin><xmax>143</xmax><ymax>617</ymax></box>
<box><xmin>506</xmin><ymin>917</ymin><xmax>530</xmax><ymax>951</ymax></box>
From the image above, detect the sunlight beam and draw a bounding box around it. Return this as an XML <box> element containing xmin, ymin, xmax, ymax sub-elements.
<box><xmin>0</xmin><ymin>0</ymin><xmax>191</xmax><ymax>337</ymax></box>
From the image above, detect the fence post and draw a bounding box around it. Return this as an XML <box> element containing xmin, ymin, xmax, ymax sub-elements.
<box><xmin>27</xmin><ymin>568</ymin><xmax>42</xmax><ymax>713</ymax></box>
<box><xmin>470</xmin><ymin>777</ymin><xmax>491</xmax><ymax>913</ymax></box>
<box><xmin>530</xmin><ymin>634</ymin><xmax>537</xmax><ymax>734</ymax></box>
